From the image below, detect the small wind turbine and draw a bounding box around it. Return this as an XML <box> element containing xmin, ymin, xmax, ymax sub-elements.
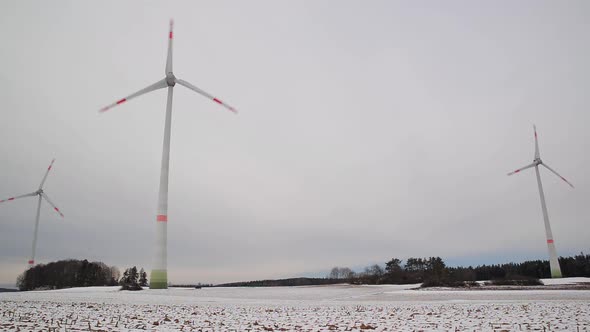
<box><xmin>99</xmin><ymin>20</ymin><xmax>237</xmax><ymax>289</ymax></box>
<box><xmin>0</xmin><ymin>159</ymin><xmax>64</xmax><ymax>267</ymax></box>
<box><xmin>508</xmin><ymin>125</ymin><xmax>574</xmax><ymax>278</ymax></box>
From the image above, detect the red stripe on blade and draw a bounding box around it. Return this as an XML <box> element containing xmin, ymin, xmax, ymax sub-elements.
<box><xmin>514</xmin><ymin>170</ymin><xmax>520</xmax><ymax>173</ymax></box>
<box><xmin>116</xmin><ymin>99</ymin><xmax>126</xmax><ymax>105</ymax></box>
<box><xmin>213</xmin><ymin>98</ymin><xmax>223</xmax><ymax>105</ymax></box>
<box><xmin>8</xmin><ymin>198</ymin><xmax>14</xmax><ymax>201</ymax></box>
<box><xmin>547</xmin><ymin>239</ymin><xmax>554</xmax><ymax>244</ymax></box>
<box><xmin>157</xmin><ymin>215</ymin><xmax>168</xmax><ymax>222</ymax></box>
<box><xmin>169</xmin><ymin>32</ymin><xmax>173</xmax><ymax>39</ymax></box>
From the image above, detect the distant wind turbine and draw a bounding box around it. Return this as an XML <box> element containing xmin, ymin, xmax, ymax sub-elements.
<box><xmin>99</xmin><ymin>20</ymin><xmax>237</xmax><ymax>289</ymax></box>
<box><xmin>0</xmin><ymin>159</ymin><xmax>64</xmax><ymax>267</ymax></box>
<box><xmin>508</xmin><ymin>126</ymin><xmax>574</xmax><ymax>278</ymax></box>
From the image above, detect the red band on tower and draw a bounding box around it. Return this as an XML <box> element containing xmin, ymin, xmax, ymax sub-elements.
<box><xmin>547</xmin><ymin>239</ymin><xmax>554</xmax><ymax>244</ymax></box>
<box><xmin>157</xmin><ymin>215</ymin><xmax>168</xmax><ymax>222</ymax></box>
<box><xmin>28</xmin><ymin>260</ymin><xmax>34</xmax><ymax>264</ymax></box>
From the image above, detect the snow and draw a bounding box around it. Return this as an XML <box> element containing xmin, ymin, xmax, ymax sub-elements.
<box><xmin>541</xmin><ymin>277</ymin><xmax>590</xmax><ymax>285</ymax></box>
<box><xmin>1</xmin><ymin>281</ymin><xmax>589</xmax><ymax>331</ymax></box>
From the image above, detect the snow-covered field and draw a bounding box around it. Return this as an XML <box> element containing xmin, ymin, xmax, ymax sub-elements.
<box><xmin>1</xmin><ymin>278</ymin><xmax>589</xmax><ymax>331</ymax></box>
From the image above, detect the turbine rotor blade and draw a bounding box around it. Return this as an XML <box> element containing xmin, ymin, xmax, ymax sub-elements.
<box><xmin>534</xmin><ymin>125</ymin><xmax>540</xmax><ymax>159</ymax></box>
<box><xmin>166</xmin><ymin>19</ymin><xmax>174</xmax><ymax>74</ymax></box>
<box><xmin>39</xmin><ymin>159</ymin><xmax>55</xmax><ymax>189</ymax></box>
<box><xmin>176</xmin><ymin>78</ymin><xmax>237</xmax><ymax>113</ymax></box>
<box><xmin>99</xmin><ymin>79</ymin><xmax>168</xmax><ymax>113</ymax></box>
<box><xmin>40</xmin><ymin>192</ymin><xmax>64</xmax><ymax>217</ymax></box>
<box><xmin>0</xmin><ymin>192</ymin><xmax>37</xmax><ymax>203</ymax></box>
<box><xmin>507</xmin><ymin>163</ymin><xmax>536</xmax><ymax>176</ymax></box>
<box><xmin>541</xmin><ymin>163</ymin><xmax>574</xmax><ymax>188</ymax></box>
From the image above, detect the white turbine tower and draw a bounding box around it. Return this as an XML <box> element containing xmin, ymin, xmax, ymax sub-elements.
<box><xmin>508</xmin><ymin>125</ymin><xmax>574</xmax><ymax>278</ymax></box>
<box><xmin>0</xmin><ymin>159</ymin><xmax>64</xmax><ymax>267</ymax></box>
<box><xmin>99</xmin><ymin>20</ymin><xmax>237</xmax><ymax>289</ymax></box>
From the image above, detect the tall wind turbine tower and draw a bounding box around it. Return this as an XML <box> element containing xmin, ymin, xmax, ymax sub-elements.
<box><xmin>99</xmin><ymin>20</ymin><xmax>237</xmax><ymax>289</ymax></box>
<box><xmin>508</xmin><ymin>126</ymin><xmax>574</xmax><ymax>278</ymax></box>
<box><xmin>0</xmin><ymin>159</ymin><xmax>64</xmax><ymax>267</ymax></box>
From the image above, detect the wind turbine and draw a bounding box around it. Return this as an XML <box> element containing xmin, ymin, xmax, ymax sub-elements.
<box><xmin>99</xmin><ymin>20</ymin><xmax>237</xmax><ymax>289</ymax></box>
<box><xmin>0</xmin><ymin>159</ymin><xmax>64</xmax><ymax>267</ymax></box>
<box><xmin>508</xmin><ymin>125</ymin><xmax>574</xmax><ymax>278</ymax></box>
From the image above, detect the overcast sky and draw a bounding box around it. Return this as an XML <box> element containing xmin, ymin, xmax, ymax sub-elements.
<box><xmin>1</xmin><ymin>1</ymin><xmax>589</xmax><ymax>286</ymax></box>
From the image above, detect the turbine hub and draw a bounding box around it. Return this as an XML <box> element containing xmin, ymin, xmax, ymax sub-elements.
<box><xmin>166</xmin><ymin>73</ymin><xmax>176</xmax><ymax>87</ymax></box>
<box><xmin>534</xmin><ymin>158</ymin><xmax>542</xmax><ymax>165</ymax></box>
<box><xmin>36</xmin><ymin>189</ymin><xmax>43</xmax><ymax>195</ymax></box>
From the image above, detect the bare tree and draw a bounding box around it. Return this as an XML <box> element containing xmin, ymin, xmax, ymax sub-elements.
<box><xmin>339</xmin><ymin>267</ymin><xmax>353</xmax><ymax>279</ymax></box>
<box><xmin>329</xmin><ymin>267</ymin><xmax>340</xmax><ymax>279</ymax></box>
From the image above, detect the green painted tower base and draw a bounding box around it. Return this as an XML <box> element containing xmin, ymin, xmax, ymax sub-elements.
<box><xmin>150</xmin><ymin>269</ymin><xmax>168</xmax><ymax>289</ymax></box>
<box><xmin>550</xmin><ymin>268</ymin><xmax>562</xmax><ymax>278</ymax></box>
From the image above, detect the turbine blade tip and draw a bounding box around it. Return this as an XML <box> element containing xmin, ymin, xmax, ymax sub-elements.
<box><xmin>54</xmin><ymin>208</ymin><xmax>64</xmax><ymax>217</ymax></box>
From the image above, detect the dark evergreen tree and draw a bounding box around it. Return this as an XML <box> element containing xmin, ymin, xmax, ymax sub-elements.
<box><xmin>120</xmin><ymin>268</ymin><xmax>130</xmax><ymax>286</ymax></box>
<box><xmin>139</xmin><ymin>268</ymin><xmax>148</xmax><ymax>287</ymax></box>
<box><xmin>120</xmin><ymin>266</ymin><xmax>142</xmax><ymax>291</ymax></box>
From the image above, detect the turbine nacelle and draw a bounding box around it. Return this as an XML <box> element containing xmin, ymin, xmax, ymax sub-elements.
<box><xmin>166</xmin><ymin>73</ymin><xmax>176</xmax><ymax>87</ymax></box>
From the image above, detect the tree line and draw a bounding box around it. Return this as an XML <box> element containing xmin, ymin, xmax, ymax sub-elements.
<box><xmin>328</xmin><ymin>252</ymin><xmax>590</xmax><ymax>285</ymax></box>
<box><xmin>217</xmin><ymin>277</ymin><xmax>342</xmax><ymax>287</ymax></box>
<box><xmin>15</xmin><ymin>253</ymin><xmax>590</xmax><ymax>290</ymax></box>
<box><xmin>16</xmin><ymin>259</ymin><xmax>148</xmax><ymax>291</ymax></box>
